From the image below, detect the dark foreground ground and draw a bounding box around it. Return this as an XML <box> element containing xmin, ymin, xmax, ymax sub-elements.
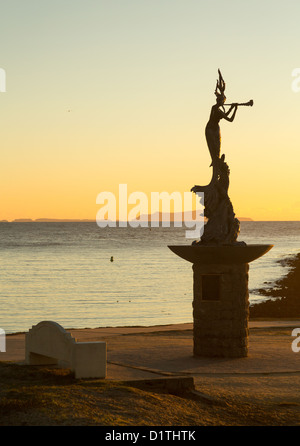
<box><xmin>1</xmin><ymin>360</ymin><xmax>300</xmax><ymax>426</ymax></box>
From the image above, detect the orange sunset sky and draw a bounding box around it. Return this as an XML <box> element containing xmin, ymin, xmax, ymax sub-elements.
<box><xmin>0</xmin><ymin>0</ymin><xmax>300</xmax><ymax>222</ymax></box>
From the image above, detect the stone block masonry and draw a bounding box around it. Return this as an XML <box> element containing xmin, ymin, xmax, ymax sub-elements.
<box><xmin>193</xmin><ymin>263</ymin><xmax>249</xmax><ymax>358</ymax></box>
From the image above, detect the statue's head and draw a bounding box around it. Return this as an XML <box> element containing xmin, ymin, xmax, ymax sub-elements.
<box><xmin>216</xmin><ymin>94</ymin><xmax>226</xmax><ymax>106</ymax></box>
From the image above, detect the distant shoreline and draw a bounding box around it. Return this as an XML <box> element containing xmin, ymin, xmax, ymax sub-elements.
<box><xmin>250</xmin><ymin>252</ymin><xmax>300</xmax><ymax>318</ymax></box>
<box><xmin>2</xmin><ymin>219</ymin><xmax>300</xmax><ymax>223</ymax></box>
<box><xmin>1</xmin><ymin>217</ymin><xmax>254</xmax><ymax>223</ymax></box>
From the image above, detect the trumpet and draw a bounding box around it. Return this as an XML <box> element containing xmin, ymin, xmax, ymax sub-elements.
<box><xmin>224</xmin><ymin>99</ymin><xmax>253</xmax><ymax>107</ymax></box>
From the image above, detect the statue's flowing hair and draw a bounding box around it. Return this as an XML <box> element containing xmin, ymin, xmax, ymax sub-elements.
<box><xmin>214</xmin><ymin>69</ymin><xmax>226</xmax><ymax>102</ymax></box>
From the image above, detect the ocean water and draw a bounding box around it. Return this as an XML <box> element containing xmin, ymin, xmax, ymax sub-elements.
<box><xmin>0</xmin><ymin>221</ymin><xmax>299</xmax><ymax>334</ymax></box>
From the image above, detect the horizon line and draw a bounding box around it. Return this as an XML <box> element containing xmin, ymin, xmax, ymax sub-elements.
<box><xmin>1</xmin><ymin>217</ymin><xmax>300</xmax><ymax>223</ymax></box>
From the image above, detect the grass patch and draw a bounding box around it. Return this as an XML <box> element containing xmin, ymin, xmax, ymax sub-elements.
<box><xmin>0</xmin><ymin>361</ymin><xmax>299</xmax><ymax>426</ymax></box>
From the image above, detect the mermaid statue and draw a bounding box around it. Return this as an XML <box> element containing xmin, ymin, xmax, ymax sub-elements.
<box><xmin>191</xmin><ymin>69</ymin><xmax>253</xmax><ymax>245</ymax></box>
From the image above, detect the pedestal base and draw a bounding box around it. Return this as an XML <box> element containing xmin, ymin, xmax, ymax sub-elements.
<box><xmin>193</xmin><ymin>262</ymin><xmax>249</xmax><ymax>358</ymax></box>
<box><xmin>168</xmin><ymin>244</ymin><xmax>273</xmax><ymax>359</ymax></box>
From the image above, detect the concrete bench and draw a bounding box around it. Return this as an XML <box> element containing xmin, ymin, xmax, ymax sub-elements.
<box><xmin>25</xmin><ymin>321</ymin><xmax>106</xmax><ymax>379</ymax></box>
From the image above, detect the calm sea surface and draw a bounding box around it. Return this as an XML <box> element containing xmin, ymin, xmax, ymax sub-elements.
<box><xmin>0</xmin><ymin>221</ymin><xmax>299</xmax><ymax>333</ymax></box>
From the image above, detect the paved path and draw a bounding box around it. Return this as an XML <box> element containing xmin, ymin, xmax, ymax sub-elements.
<box><xmin>1</xmin><ymin>320</ymin><xmax>300</xmax><ymax>381</ymax></box>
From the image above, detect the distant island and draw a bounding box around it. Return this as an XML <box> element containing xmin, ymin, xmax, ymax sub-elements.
<box><xmin>9</xmin><ymin>218</ymin><xmax>95</xmax><ymax>222</ymax></box>
<box><xmin>137</xmin><ymin>212</ymin><xmax>253</xmax><ymax>223</ymax></box>
<box><xmin>2</xmin><ymin>215</ymin><xmax>254</xmax><ymax>223</ymax></box>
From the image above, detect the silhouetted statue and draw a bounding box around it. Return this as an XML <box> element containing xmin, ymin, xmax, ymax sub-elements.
<box><xmin>191</xmin><ymin>69</ymin><xmax>253</xmax><ymax>245</ymax></box>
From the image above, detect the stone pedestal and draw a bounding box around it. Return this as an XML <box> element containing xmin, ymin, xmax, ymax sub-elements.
<box><xmin>168</xmin><ymin>244</ymin><xmax>273</xmax><ymax>358</ymax></box>
<box><xmin>193</xmin><ymin>262</ymin><xmax>249</xmax><ymax>357</ymax></box>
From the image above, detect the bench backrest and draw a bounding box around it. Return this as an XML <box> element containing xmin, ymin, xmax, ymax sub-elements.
<box><xmin>26</xmin><ymin>321</ymin><xmax>76</xmax><ymax>363</ymax></box>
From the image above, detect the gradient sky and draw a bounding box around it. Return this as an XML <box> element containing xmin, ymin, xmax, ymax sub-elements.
<box><xmin>0</xmin><ymin>0</ymin><xmax>300</xmax><ymax>221</ymax></box>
